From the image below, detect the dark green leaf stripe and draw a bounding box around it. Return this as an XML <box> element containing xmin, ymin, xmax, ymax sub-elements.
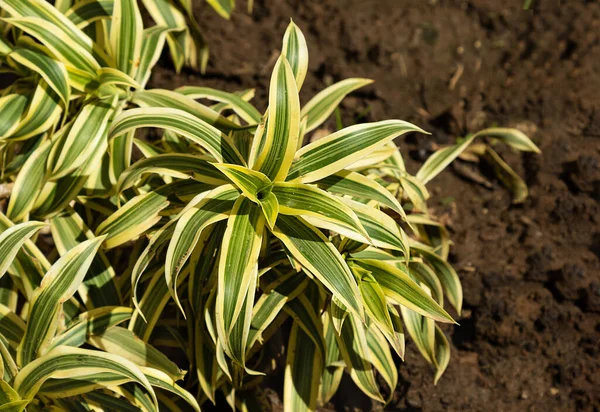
<box><xmin>17</xmin><ymin>237</ymin><xmax>105</xmax><ymax>367</ymax></box>
<box><xmin>354</xmin><ymin>259</ymin><xmax>455</xmax><ymax>324</ymax></box>
<box><xmin>177</xmin><ymin>86</ymin><xmax>262</xmax><ymax>124</ymax></box>
<box><xmin>284</xmin><ymin>295</ymin><xmax>326</xmax><ymax>358</ymax></box>
<box><xmin>273</xmin><ymin>215</ymin><xmax>364</xmax><ymax>319</ymax></box>
<box><xmin>288</xmin><ymin>120</ymin><xmax>425</xmax><ymax>183</ymax></box>
<box><xmin>50</xmin><ymin>208</ymin><xmax>121</xmax><ymax>307</ymax></box>
<box><xmin>109</xmin><ymin>107</ymin><xmax>244</xmax><ymax>165</ymax></box>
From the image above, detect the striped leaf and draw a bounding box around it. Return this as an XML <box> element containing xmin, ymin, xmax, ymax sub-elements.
<box><xmin>206</xmin><ymin>0</ymin><xmax>234</xmax><ymax>19</ymax></box>
<box><xmin>412</xmin><ymin>245</ymin><xmax>463</xmax><ymax>315</ymax></box>
<box><xmin>136</xmin><ymin>26</ymin><xmax>176</xmax><ymax>87</ymax></box>
<box><xmin>335</xmin><ymin>312</ymin><xmax>384</xmax><ymax>402</ymax></box>
<box><xmin>272</xmin><ymin>215</ymin><xmax>364</xmax><ymax>320</ymax></box>
<box><xmin>345</xmin><ymin>199</ymin><xmax>409</xmax><ymax>257</ymax></box>
<box><xmin>65</xmin><ymin>0</ymin><xmax>114</xmax><ymax>28</ymax></box>
<box><xmin>213</xmin><ymin>164</ymin><xmax>271</xmax><ymax>203</ymax></box>
<box><xmin>319</xmin><ymin>310</ymin><xmax>344</xmax><ymax>405</ymax></box>
<box><xmin>288</xmin><ymin>120</ymin><xmax>426</xmax><ymax>183</ymax></box>
<box><xmin>0</xmin><ymin>94</ymin><xmax>29</xmax><ymax>138</ymax></box>
<box><xmin>416</xmin><ymin>127</ymin><xmax>540</xmax><ymax>184</ymax></box>
<box><xmin>281</xmin><ymin>20</ymin><xmax>308</xmax><ymax>90</ymax></box>
<box><xmin>247</xmin><ymin>272</ymin><xmax>308</xmax><ymax>351</ymax></box>
<box><xmin>351</xmin><ymin>264</ymin><xmax>395</xmax><ymax>338</ymax></box>
<box><xmin>9</xmin><ymin>43</ymin><xmax>70</xmax><ymax>105</ymax></box>
<box><xmin>177</xmin><ymin>86</ymin><xmax>261</xmax><ymax>124</ymax></box>
<box><xmin>17</xmin><ymin>237</ymin><xmax>105</xmax><ymax>367</ymax></box>
<box><xmin>4</xmin><ymin>81</ymin><xmax>62</xmax><ymax>141</ymax></box>
<box><xmin>131</xmin><ymin>89</ymin><xmax>247</xmax><ymax>132</ymax></box>
<box><xmin>166</xmin><ymin>185</ymin><xmax>238</xmax><ymax>313</ymax></box>
<box><xmin>0</xmin><ymin>304</ymin><xmax>26</xmax><ymax>349</ymax></box>
<box><xmin>50</xmin><ymin>207</ymin><xmax>121</xmax><ymax>307</ymax></box>
<box><xmin>272</xmin><ymin>182</ymin><xmax>370</xmax><ymax>243</ymax></box>
<box><xmin>6</xmin><ymin>140</ymin><xmax>51</xmax><ymax>222</ymax></box>
<box><xmin>259</xmin><ymin>191</ymin><xmax>279</xmax><ymax>230</ymax></box>
<box><xmin>109</xmin><ymin>107</ymin><xmax>245</xmax><ymax>165</ymax></box>
<box><xmin>117</xmin><ymin>153</ymin><xmax>226</xmax><ymax>192</ymax></box>
<box><xmin>353</xmin><ymin>259</ymin><xmax>455</xmax><ymax>324</ymax></box>
<box><xmin>251</xmin><ymin>56</ymin><xmax>300</xmax><ymax>181</ymax></box>
<box><xmin>316</xmin><ymin>169</ymin><xmax>405</xmax><ymax>217</ymax></box>
<box><xmin>96</xmin><ymin>67</ymin><xmax>141</xmax><ymax>89</ymax></box>
<box><xmin>0</xmin><ymin>221</ymin><xmax>46</xmax><ymax>280</ymax></box>
<box><xmin>13</xmin><ymin>346</ymin><xmax>156</xmax><ymax>409</ymax></box>
<box><xmin>284</xmin><ymin>293</ymin><xmax>326</xmax><ymax>358</ymax></box>
<box><xmin>95</xmin><ymin>192</ymin><xmax>169</xmax><ymax>249</ymax></box>
<box><xmin>216</xmin><ymin>197</ymin><xmax>264</xmax><ymax>366</ymax></box>
<box><xmin>3</xmin><ymin>17</ymin><xmax>100</xmax><ymax>74</ymax></box>
<box><xmin>49</xmin><ymin>98</ymin><xmax>115</xmax><ymax>180</ymax></box>
<box><xmin>50</xmin><ymin>306</ymin><xmax>133</xmax><ymax>349</ymax></box>
<box><xmin>365</xmin><ymin>326</ymin><xmax>397</xmax><ymax>400</ymax></box>
<box><xmin>0</xmin><ymin>0</ymin><xmax>111</xmax><ymax>67</ymax></box>
<box><xmin>301</xmin><ymin>78</ymin><xmax>373</xmax><ymax>133</ymax></box>
<box><xmin>141</xmin><ymin>0</ymin><xmax>207</xmax><ymax>73</ymax></box>
<box><xmin>110</xmin><ymin>0</ymin><xmax>143</xmax><ymax>78</ymax></box>
<box><xmin>142</xmin><ymin>367</ymin><xmax>201</xmax><ymax>412</ymax></box>
<box><xmin>283</xmin><ymin>321</ymin><xmax>321</xmax><ymax>412</ymax></box>
<box><xmin>88</xmin><ymin>327</ymin><xmax>184</xmax><ymax>381</ymax></box>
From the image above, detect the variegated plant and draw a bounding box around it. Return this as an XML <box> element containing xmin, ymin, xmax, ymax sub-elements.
<box><xmin>0</xmin><ymin>3</ymin><xmax>540</xmax><ymax>410</ymax></box>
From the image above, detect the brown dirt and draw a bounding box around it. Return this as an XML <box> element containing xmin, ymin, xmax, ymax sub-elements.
<box><xmin>151</xmin><ymin>1</ymin><xmax>600</xmax><ymax>410</ymax></box>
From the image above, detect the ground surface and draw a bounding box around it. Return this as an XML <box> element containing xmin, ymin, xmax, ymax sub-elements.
<box><xmin>151</xmin><ymin>1</ymin><xmax>600</xmax><ymax>410</ymax></box>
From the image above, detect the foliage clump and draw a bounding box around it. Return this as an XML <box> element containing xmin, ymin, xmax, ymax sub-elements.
<box><xmin>0</xmin><ymin>1</ymin><xmax>539</xmax><ymax>410</ymax></box>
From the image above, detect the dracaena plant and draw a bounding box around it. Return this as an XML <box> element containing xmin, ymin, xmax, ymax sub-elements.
<box><xmin>0</xmin><ymin>5</ymin><xmax>541</xmax><ymax>411</ymax></box>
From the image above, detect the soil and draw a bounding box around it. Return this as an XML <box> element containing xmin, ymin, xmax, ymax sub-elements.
<box><xmin>150</xmin><ymin>1</ymin><xmax>600</xmax><ymax>410</ymax></box>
